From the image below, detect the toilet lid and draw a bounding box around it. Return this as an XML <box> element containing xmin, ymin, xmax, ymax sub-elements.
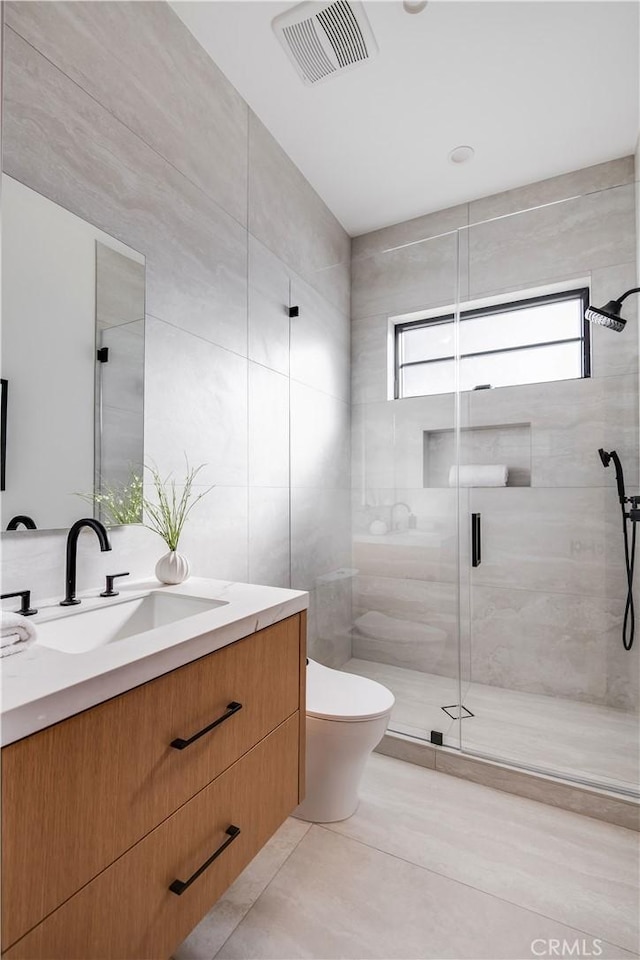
<box><xmin>306</xmin><ymin>660</ymin><xmax>395</xmax><ymax>722</ymax></box>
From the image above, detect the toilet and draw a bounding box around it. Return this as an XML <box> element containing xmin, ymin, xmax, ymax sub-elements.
<box><xmin>294</xmin><ymin>660</ymin><xmax>395</xmax><ymax>823</ymax></box>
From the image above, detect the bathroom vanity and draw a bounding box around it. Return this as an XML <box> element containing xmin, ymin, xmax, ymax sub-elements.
<box><xmin>1</xmin><ymin>578</ymin><xmax>307</xmax><ymax>959</ymax></box>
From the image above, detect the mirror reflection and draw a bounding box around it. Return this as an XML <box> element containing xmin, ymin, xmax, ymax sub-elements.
<box><xmin>1</xmin><ymin>176</ymin><xmax>145</xmax><ymax>531</ymax></box>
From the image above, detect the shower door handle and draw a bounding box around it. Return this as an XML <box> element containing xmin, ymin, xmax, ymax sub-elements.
<box><xmin>471</xmin><ymin>513</ymin><xmax>481</xmax><ymax>567</ymax></box>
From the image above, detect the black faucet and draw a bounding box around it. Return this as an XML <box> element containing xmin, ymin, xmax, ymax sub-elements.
<box><xmin>1</xmin><ymin>589</ymin><xmax>37</xmax><ymax>616</ymax></box>
<box><xmin>6</xmin><ymin>515</ymin><xmax>37</xmax><ymax>530</ymax></box>
<box><xmin>60</xmin><ymin>519</ymin><xmax>112</xmax><ymax>606</ymax></box>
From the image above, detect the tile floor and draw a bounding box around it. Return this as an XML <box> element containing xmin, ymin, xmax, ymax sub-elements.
<box><xmin>342</xmin><ymin>659</ymin><xmax>640</xmax><ymax>794</ymax></box>
<box><xmin>175</xmin><ymin>753</ymin><xmax>640</xmax><ymax>960</ymax></box>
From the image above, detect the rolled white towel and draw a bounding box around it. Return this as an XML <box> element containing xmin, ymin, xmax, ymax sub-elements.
<box><xmin>1</xmin><ymin>611</ymin><xmax>37</xmax><ymax>657</ymax></box>
<box><xmin>448</xmin><ymin>464</ymin><xmax>508</xmax><ymax>487</ymax></box>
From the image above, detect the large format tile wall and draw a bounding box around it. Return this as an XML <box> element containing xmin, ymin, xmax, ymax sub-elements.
<box><xmin>351</xmin><ymin>156</ymin><xmax>640</xmax><ymax>711</ymax></box>
<box><xmin>0</xmin><ymin>1</ymin><xmax>351</xmax><ymax>665</ymax></box>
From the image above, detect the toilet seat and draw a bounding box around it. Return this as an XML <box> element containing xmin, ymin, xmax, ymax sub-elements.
<box><xmin>306</xmin><ymin>660</ymin><xmax>395</xmax><ymax>722</ymax></box>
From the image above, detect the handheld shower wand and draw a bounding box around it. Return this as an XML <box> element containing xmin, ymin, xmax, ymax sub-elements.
<box><xmin>599</xmin><ymin>448</ymin><xmax>636</xmax><ymax>650</ymax></box>
<box><xmin>598</xmin><ymin>448</ymin><xmax>626</xmax><ymax>504</ymax></box>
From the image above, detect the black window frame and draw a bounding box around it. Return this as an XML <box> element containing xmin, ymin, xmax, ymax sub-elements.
<box><xmin>393</xmin><ymin>287</ymin><xmax>591</xmax><ymax>400</ymax></box>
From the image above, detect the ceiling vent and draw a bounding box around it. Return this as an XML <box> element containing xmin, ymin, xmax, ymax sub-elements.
<box><xmin>272</xmin><ymin>1</ymin><xmax>378</xmax><ymax>86</ymax></box>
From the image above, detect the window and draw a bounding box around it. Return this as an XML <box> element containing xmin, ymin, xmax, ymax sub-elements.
<box><xmin>394</xmin><ymin>288</ymin><xmax>590</xmax><ymax>399</ymax></box>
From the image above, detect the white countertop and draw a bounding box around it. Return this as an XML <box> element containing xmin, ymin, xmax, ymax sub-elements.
<box><xmin>1</xmin><ymin>577</ymin><xmax>308</xmax><ymax>746</ymax></box>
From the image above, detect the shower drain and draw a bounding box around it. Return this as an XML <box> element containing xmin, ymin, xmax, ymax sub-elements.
<box><xmin>441</xmin><ymin>704</ymin><xmax>475</xmax><ymax>720</ymax></box>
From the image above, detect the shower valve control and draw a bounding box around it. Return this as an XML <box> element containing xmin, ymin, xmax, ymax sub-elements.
<box><xmin>628</xmin><ymin>496</ymin><xmax>640</xmax><ymax>523</ymax></box>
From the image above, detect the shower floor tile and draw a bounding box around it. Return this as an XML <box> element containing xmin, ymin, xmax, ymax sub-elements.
<box><xmin>342</xmin><ymin>659</ymin><xmax>640</xmax><ymax>793</ymax></box>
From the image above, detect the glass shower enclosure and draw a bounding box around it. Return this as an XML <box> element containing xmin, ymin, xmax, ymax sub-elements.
<box><xmin>348</xmin><ymin>169</ymin><xmax>639</xmax><ymax>799</ymax></box>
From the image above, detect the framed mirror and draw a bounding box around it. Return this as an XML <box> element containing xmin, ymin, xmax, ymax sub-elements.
<box><xmin>1</xmin><ymin>175</ymin><xmax>145</xmax><ymax>531</ymax></box>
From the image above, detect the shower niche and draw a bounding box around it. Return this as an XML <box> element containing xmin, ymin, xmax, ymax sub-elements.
<box><xmin>423</xmin><ymin>423</ymin><xmax>532</xmax><ymax>488</ymax></box>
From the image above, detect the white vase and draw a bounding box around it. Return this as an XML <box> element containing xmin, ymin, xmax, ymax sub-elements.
<box><xmin>155</xmin><ymin>550</ymin><xmax>190</xmax><ymax>585</ymax></box>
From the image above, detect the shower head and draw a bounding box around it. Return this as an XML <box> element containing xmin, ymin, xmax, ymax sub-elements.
<box><xmin>585</xmin><ymin>301</ymin><xmax>626</xmax><ymax>332</ymax></box>
<box><xmin>598</xmin><ymin>448</ymin><xmax>626</xmax><ymax>504</ymax></box>
<box><xmin>585</xmin><ymin>287</ymin><xmax>640</xmax><ymax>333</ymax></box>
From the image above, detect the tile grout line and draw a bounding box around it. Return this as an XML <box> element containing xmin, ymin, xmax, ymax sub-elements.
<box><xmin>345</xmin><ymin>568</ymin><xmax>635</xmax><ymax>604</ymax></box>
<box><xmin>145</xmin><ymin>313</ymin><xmax>249</xmax><ymax>366</ymax></box>
<box><xmin>146</xmin><ymin>313</ymin><xmax>351</xmax><ymax>407</ymax></box>
<box><xmin>314</xmin><ymin>824</ymin><xmax>637</xmax><ymax>955</ymax></box>
<box><xmin>211</xmin><ymin>822</ymin><xmax>313</xmax><ymax>960</ymax></box>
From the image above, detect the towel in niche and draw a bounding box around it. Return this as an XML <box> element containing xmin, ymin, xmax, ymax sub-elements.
<box><xmin>448</xmin><ymin>464</ymin><xmax>508</xmax><ymax>487</ymax></box>
<box><xmin>1</xmin><ymin>610</ymin><xmax>37</xmax><ymax>657</ymax></box>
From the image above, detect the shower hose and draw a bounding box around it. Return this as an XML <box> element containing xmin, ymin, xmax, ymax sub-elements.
<box><xmin>621</xmin><ymin>503</ymin><xmax>636</xmax><ymax>651</ymax></box>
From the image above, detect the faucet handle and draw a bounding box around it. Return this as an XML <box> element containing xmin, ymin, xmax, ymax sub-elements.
<box><xmin>1</xmin><ymin>590</ymin><xmax>37</xmax><ymax>616</ymax></box>
<box><xmin>100</xmin><ymin>572</ymin><xmax>130</xmax><ymax>598</ymax></box>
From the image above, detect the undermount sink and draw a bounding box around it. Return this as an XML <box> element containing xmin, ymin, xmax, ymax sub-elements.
<box><xmin>36</xmin><ymin>592</ymin><xmax>227</xmax><ymax>655</ymax></box>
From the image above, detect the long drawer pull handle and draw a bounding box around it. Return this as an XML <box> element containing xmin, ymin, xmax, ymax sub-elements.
<box><xmin>170</xmin><ymin>701</ymin><xmax>242</xmax><ymax>750</ymax></box>
<box><xmin>169</xmin><ymin>825</ymin><xmax>241</xmax><ymax>896</ymax></box>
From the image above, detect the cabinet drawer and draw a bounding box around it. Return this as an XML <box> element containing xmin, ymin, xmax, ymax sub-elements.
<box><xmin>2</xmin><ymin>614</ymin><xmax>303</xmax><ymax>950</ymax></box>
<box><xmin>4</xmin><ymin>714</ymin><xmax>300</xmax><ymax>960</ymax></box>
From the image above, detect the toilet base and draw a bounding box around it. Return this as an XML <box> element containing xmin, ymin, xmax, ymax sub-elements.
<box><xmin>293</xmin><ymin>713</ymin><xmax>390</xmax><ymax>823</ymax></box>
<box><xmin>293</xmin><ymin>799</ymin><xmax>360</xmax><ymax>824</ymax></box>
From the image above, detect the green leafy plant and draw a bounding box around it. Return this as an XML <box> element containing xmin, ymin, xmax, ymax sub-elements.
<box><xmin>142</xmin><ymin>461</ymin><xmax>214</xmax><ymax>551</ymax></box>
<box><xmin>77</xmin><ymin>472</ymin><xmax>144</xmax><ymax>526</ymax></box>
<box><xmin>77</xmin><ymin>461</ymin><xmax>213</xmax><ymax>546</ymax></box>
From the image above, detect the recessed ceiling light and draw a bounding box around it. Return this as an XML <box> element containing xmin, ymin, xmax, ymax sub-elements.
<box><xmin>403</xmin><ymin>1</ymin><xmax>428</xmax><ymax>13</ymax></box>
<box><xmin>448</xmin><ymin>145</ymin><xmax>475</xmax><ymax>165</ymax></box>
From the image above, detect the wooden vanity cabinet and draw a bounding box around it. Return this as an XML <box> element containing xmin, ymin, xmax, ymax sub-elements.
<box><xmin>1</xmin><ymin>611</ymin><xmax>306</xmax><ymax>960</ymax></box>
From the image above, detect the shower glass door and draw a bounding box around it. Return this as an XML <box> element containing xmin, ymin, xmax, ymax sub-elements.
<box><xmin>457</xmin><ymin>177</ymin><xmax>640</xmax><ymax>797</ymax></box>
<box><xmin>349</xmin><ymin>225</ymin><xmax>464</xmax><ymax>750</ymax></box>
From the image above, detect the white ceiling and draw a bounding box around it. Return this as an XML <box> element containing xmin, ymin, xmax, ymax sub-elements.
<box><xmin>172</xmin><ymin>0</ymin><xmax>640</xmax><ymax>236</ymax></box>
